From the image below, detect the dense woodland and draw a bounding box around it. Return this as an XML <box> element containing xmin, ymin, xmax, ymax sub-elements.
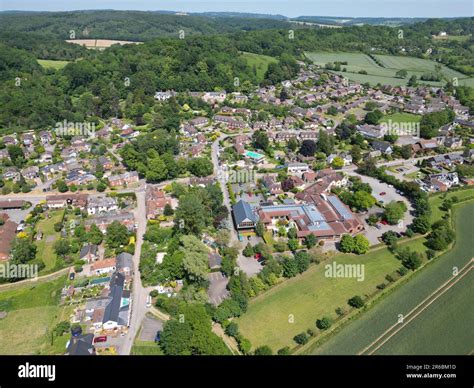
<box><xmin>0</xmin><ymin>13</ymin><xmax>472</xmax><ymax>131</ymax></box>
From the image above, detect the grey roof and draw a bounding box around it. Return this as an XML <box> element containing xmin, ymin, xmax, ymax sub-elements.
<box><xmin>65</xmin><ymin>334</ymin><xmax>95</xmax><ymax>356</ymax></box>
<box><xmin>232</xmin><ymin>200</ymin><xmax>257</xmax><ymax>225</ymax></box>
<box><xmin>116</xmin><ymin>252</ymin><xmax>133</xmax><ymax>271</ymax></box>
<box><xmin>102</xmin><ymin>272</ymin><xmax>127</xmax><ymax>325</ymax></box>
<box><xmin>371</xmin><ymin>140</ymin><xmax>392</xmax><ymax>152</ymax></box>
<box><xmin>80</xmin><ymin>244</ymin><xmax>98</xmax><ymax>259</ymax></box>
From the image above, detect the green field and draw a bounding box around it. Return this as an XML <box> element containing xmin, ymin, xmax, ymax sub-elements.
<box><xmin>305</xmin><ymin>51</ymin><xmax>472</xmax><ymax>86</ymax></box>
<box><xmin>131</xmin><ymin>340</ymin><xmax>164</xmax><ymax>355</ymax></box>
<box><xmin>37</xmin><ymin>59</ymin><xmax>71</xmax><ymax>70</ymax></box>
<box><xmin>307</xmin><ymin>201</ymin><xmax>474</xmax><ymax>354</ymax></box>
<box><xmin>380</xmin><ymin>112</ymin><xmax>422</xmax><ymax>125</ymax></box>
<box><xmin>374</xmin><ymin>271</ymin><xmax>473</xmax><ymax>355</ymax></box>
<box><xmin>236</xmin><ymin>246</ymin><xmax>402</xmax><ymax>351</ymax></box>
<box><xmin>428</xmin><ymin>188</ymin><xmax>474</xmax><ymax>223</ymax></box>
<box><xmin>0</xmin><ymin>276</ymin><xmax>69</xmax><ymax>354</ymax></box>
<box><xmin>241</xmin><ymin>52</ymin><xmax>277</xmax><ymax>81</ymax></box>
<box><xmin>35</xmin><ymin>210</ymin><xmax>64</xmax><ymax>272</ymax></box>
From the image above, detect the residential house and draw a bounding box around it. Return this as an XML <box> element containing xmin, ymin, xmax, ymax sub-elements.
<box><xmin>80</xmin><ymin>244</ymin><xmax>99</xmax><ymax>263</ymax></box>
<box><xmin>371</xmin><ymin>140</ymin><xmax>393</xmax><ymax>155</ymax></box>
<box><xmin>107</xmin><ymin>171</ymin><xmax>139</xmax><ymax>187</ymax></box>
<box><xmin>92</xmin><ymin>258</ymin><xmax>117</xmax><ymax>275</ymax></box>
<box><xmin>145</xmin><ymin>186</ymin><xmax>173</xmax><ymax>219</ymax></box>
<box><xmin>87</xmin><ymin>197</ymin><xmax>118</xmax><ymax>216</ymax></box>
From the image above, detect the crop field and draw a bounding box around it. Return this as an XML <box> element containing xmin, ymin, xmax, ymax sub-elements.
<box><xmin>0</xmin><ymin>276</ymin><xmax>69</xmax><ymax>354</ymax></box>
<box><xmin>307</xmin><ymin>201</ymin><xmax>474</xmax><ymax>355</ymax></box>
<box><xmin>65</xmin><ymin>39</ymin><xmax>142</xmax><ymax>50</ymax></box>
<box><xmin>305</xmin><ymin>51</ymin><xmax>472</xmax><ymax>86</ymax></box>
<box><xmin>372</xmin><ymin>269</ymin><xmax>473</xmax><ymax>355</ymax></box>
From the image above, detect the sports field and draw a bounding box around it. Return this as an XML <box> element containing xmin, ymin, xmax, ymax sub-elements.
<box><xmin>307</xmin><ymin>201</ymin><xmax>474</xmax><ymax>355</ymax></box>
<box><xmin>305</xmin><ymin>51</ymin><xmax>473</xmax><ymax>86</ymax></box>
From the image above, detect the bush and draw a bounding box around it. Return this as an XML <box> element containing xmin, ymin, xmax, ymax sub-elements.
<box><xmin>293</xmin><ymin>332</ymin><xmax>309</xmax><ymax>345</ymax></box>
<box><xmin>149</xmin><ymin>290</ymin><xmax>159</xmax><ymax>298</ymax></box>
<box><xmin>254</xmin><ymin>345</ymin><xmax>273</xmax><ymax>355</ymax></box>
<box><xmin>348</xmin><ymin>295</ymin><xmax>365</xmax><ymax>309</ymax></box>
<box><xmin>316</xmin><ymin>317</ymin><xmax>332</xmax><ymax>330</ymax></box>
<box><xmin>224</xmin><ymin>322</ymin><xmax>239</xmax><ymax>337</ymax></box>
<box><xmin>397</xmin><ymin>266</ymin><xmax>409</xmax><ymax>276</ymax></box>
<box><xmin>277</xmin><ymin>346</ymin><xmax>291</xmax><ymax>355</ymax></box>
<box><xmin>54</xmin><ymin>222</ymin><xmax>63</xmax><ymax>232</ymax></box>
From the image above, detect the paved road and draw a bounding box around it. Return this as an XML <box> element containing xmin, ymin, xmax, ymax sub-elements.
<box><xmin>120</xmin><ymin>190</ymin><xmax>149</xmax><ymax>355</ymax></box>
<box><xmin>212</xmin><ymin>136</ymin><xmax>237</xmax><ymax>244</ymax></box>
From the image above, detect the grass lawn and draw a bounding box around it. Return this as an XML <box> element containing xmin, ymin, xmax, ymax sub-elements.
<box><xmin>35</xmin><ymin>211</ymin><xmax>64</xmax><ymax>272</ymax></box>
<box><xmin>0</xmin><ymin>276</ymin><xmax>69</xmax><ymax>354</ymax></box>
<box><xmin>380</xmin><ymin>112</ymin><xmax>421</xmax><ymax>124</ymax></box>
<box><xmin>241</xmin><ymin>52</ymin><xmax>277</xmax><ymax>82</ymax></box>
<box><xmin>309</xmin><ymin>201</ymin><xmax>474</xmax><ymax>354</ymax></box>
<box><xmin>131</xmin><ymin>340</ymin><xmax>164</xmax><ymax>355</ymax></box>
<box><xmin>37</xmin><ymin>59</ymin><xmax>71</xmax><ymax>70</ymax></box>
<box><xmin>236</xmin><ymin>247</ymin><xmax>401</xmax><ymax>351</ymax></box>
<box><xmin>428</xmin><ymin>188</ymin><xmax>474</xmax><ymax>223</ymax></box>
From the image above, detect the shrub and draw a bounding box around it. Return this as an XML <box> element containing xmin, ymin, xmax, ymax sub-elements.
<box><xmin>316</xmin><ymin>317</ymin><xmax>333</xmax><ymax>330</ymax></box>
<box><xmin>293</xmin><ymin>332</ymin><xmax>309</xmax><ymax>345</ymax></box>
<box><xmin>348</xmin><ymin>295</ymin><xmax>365</xmax><ymax>309</ymax></box>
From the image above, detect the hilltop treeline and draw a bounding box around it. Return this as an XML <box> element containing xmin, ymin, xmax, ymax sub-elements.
<box><xmin>0</xmin><ymin>13</ymin><xmax>472</xmax><ymax>130</ymax></box>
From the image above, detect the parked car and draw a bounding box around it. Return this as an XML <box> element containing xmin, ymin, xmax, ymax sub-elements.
<box><xmin>254</xmin><ymin>253</ymin><xmax>262</xmax><ymax>260</ymax></box>
<box><xmin>146</xmin><ymin>295</ymin><xmax>152</xmax><ymax>308</ymax></box>
<box><xmin>154</xmin><ymin>331</ymin><xmax>162</xmax><ymax>343</ymax></box>
<box><xmin>69</xmin><ymin>272</ymin><xmax>75</xmax><ymax>281</ymax></box>
<box><xmin>375</xmin><ymin>224</ymin><xmax>382</xmax><ymax>230</ymax></box>
<box><xmin>93</xmin><ymin>336</ymin><xmax>107</xmax><ymax>343</ymax></box>
<box><xmin>379</xmin><ymin>192</ymin><xmax>386</xmax><ymax>196</ymax></box>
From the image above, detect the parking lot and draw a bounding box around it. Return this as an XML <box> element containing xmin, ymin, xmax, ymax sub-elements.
<box><xmin>348</xmin><ymin>172</ymin><xmax>414</xmax><ymax>245</ymax></box>
<box><xmin>139</xmin><ymin>315</ymin><xmax>164</xmax><ymax>342</ymax></box>
<box><xmin>208</xmin><ymin>272</ymin><xmax>230</xmax><ymax>306</ymax></box>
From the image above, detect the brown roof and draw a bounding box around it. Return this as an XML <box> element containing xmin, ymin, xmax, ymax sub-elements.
<box><xmin>0</xmin><ymin>200</ymin><xmax>25</xmax><ymax>209</ymax></box>
<box><xmin>92</xmin><ymin>258</ymin><xmax>117</xmax><ymax>271</ymax></box>
<box><xmin>0</xmin><ymin>219</ymin><xmax>18</xmax><ymax>260</ymax></box>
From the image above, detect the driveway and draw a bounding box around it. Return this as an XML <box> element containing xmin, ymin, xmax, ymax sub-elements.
<box><xmin>208</xmin><ymin>272</ymin><xmax>229</xmax><ymax>306</ymax></box>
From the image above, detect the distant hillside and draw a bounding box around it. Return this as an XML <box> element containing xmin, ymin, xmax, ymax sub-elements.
<box><xmin>0</xmin><ymin>10</ymin><xmax>291</xmax><ymax>41</ymax></box>
<box><xmin>292</xmin><ymin>16</ymin><xmax>428</xmax><ymax>26</ymax></box>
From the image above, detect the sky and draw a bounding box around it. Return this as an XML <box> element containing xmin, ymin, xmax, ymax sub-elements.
<box><xmin>1</xmin><ymin>0</ymin><xmax>472</xmax><ymax>18</ymax></box>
